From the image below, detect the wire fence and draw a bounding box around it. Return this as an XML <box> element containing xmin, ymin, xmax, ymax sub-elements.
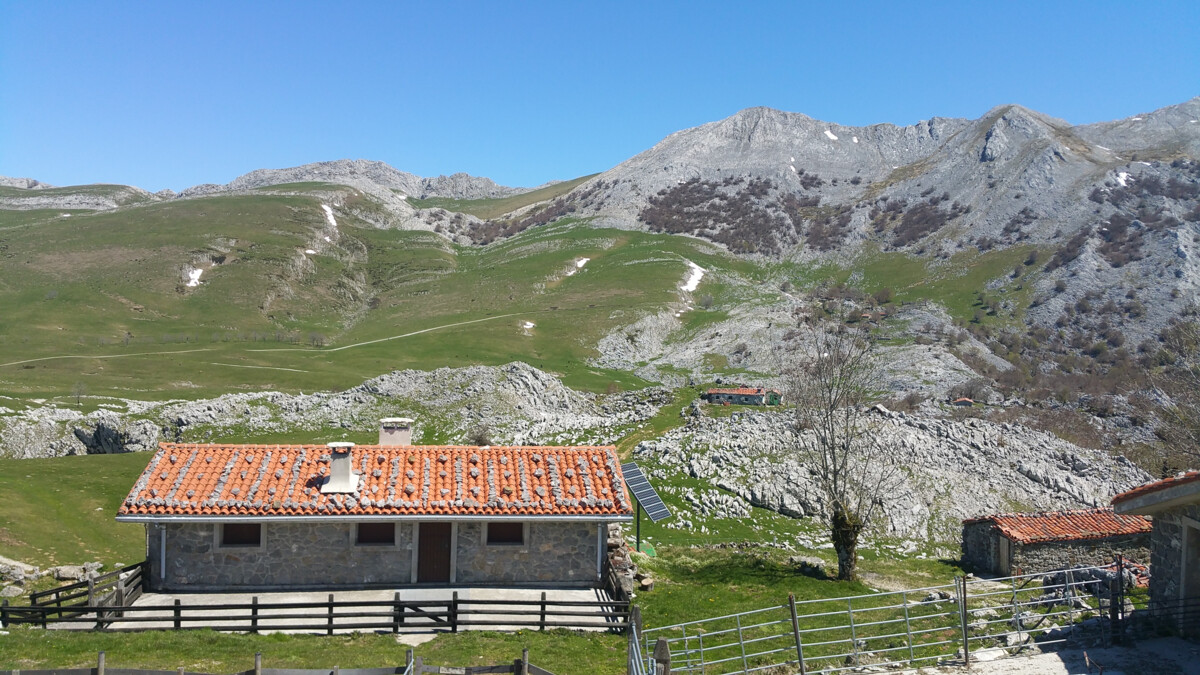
<box><xmin>637</xmin><ymin>560</ymin><xmax>1162</xmax><ymax>674</ymax></box>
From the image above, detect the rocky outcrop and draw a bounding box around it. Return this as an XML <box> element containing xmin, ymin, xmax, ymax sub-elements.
<box><xmin>634</xmin><ymin>408</ymin><xmax>1151</xmax><ymax>545</ymax></box>
<box><xmin>0</xmin><ymin>363</ymin><xmax>669</xmax><ymax>459</ymax></box>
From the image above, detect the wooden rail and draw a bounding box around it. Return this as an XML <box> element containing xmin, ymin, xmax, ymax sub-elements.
<box><xmin>2</xmin><ymin>588</ymin><xmax>629</xmax><ymax>634</ymax></box>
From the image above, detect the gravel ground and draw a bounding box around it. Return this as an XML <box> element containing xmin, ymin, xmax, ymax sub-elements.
<box><xmin>903</xmin><ymin>637</ymin><xmax>1200</xmax><ymax>674</ymax></box>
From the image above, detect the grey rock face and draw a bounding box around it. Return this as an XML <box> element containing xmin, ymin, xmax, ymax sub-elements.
<box><xmin>634</xmin><ymin>409</ymin><xmax>1150</xmax><ymax>545</ymax></box>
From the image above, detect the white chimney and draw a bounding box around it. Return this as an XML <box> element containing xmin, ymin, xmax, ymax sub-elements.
<box><xmin>321</xmin><ymin>442</ymin><xmax>357</xmax><ymax>493</ymax></box>
<box><xmin>379</xmin><ymin>418</ymin><xmax>413</xmax><ymax>446</ymax></box>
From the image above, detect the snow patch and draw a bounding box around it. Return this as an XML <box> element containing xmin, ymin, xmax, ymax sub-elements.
<box><xmin>565</xmin><ymin>257</ymin><xmax>590</xmax><ymax>276</ymax></box>
<box><xmin>852</xmin><ymin>136</ymin><xmax>859</xmax><ymax>144</ymax></box>
<box><xmin>681</xmin><ymin>260</ymin><xmax>706</xmax><ymax>293</ymax></box>
<box><xmin>790</xmin><ymin>156</ymin><xmax>795</xmax><ymax>162</ymax></box>
<box><xmin>60</xmin><ymin>213</ymin><xmax>71</xmax><ymax>217</ymax></box>
<box><xmin>523</xmin><ymin>321</ymin><xmax>536</xmax><ymax>329</ymax></box>
<box><xmin>1116</xmin><ymin>172</ymin><xmax>1132</xmax><ymax>187</ymax></box>
<box><xmin>1096</xmin><ymin>145</ymin><xmax>1111</xmax><ymax>151</ymax></box>
<box><xmin>1137</xmin><ymin>161</ymin><xmax>1151</xmax><ymax>166</ymax></box>
<box><xmin>185</xmin><ymin>268</ymin><xmax>204</xmax><ymax>287</ymax></box>
<box><xmin>323</xmin><ymin>236</ymin><xmax>332</xmax><ymax>242</ymax></box>
<box><xmin>321</xmin><ymin>204</ymin><xmax>338</xmax><ymax>229</ymax></box>
<box><xmin>824</xmin><ymin>129</ymin><xmax>839</xmax><ymax>140</ymax></box>
<box><xmin>304</xmin><ymin>249</ymin><xmax>316</xmax><ymax>255</ymax></box>
<box><xmin>789</xmin><ymin>165</ymin><xmax>797</xmax><ymax>173</ymax></box>
<box><xmin>1130</xmin><ymin>117</ymin><xmax>1143</xmax><ymax>121</ymax></box>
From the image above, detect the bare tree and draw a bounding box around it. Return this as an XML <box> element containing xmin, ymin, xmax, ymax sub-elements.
<box><xmin>71</xmin><ymin>381</ymin><xmax>87</xmax><ymax>408</ymax></box>
<box><xmin>783</xmin><ymin>327</ymin><xmax>901</xmax><ymax>581</ymax></box>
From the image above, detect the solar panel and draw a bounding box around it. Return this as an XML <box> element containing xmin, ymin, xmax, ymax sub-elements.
<box><xmin>621</xmin><ymin>462</ymin><xmax>672</xmax><ymax>522</ymax></box>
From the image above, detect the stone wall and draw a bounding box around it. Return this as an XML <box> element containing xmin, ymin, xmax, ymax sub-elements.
<box><xmin>1012</xmin><ymin>535</ymin><xmax>1150</xmax><ymax>574</ymax></box>
<box><xmin>1148</xmin><ymin>503</ymin><xmax>1200</xmax><ymax>610</ymax></box>
<box><xmin>148</xmin><ymin>521</ymin><xmax>415</xmax><ymax>591</ymax></box>
<box><xmin>455</xmin><ymin>521</ymin><xmax>600</xmax><ymax>586</ymax></box>
<box><xmin>147</xmin><ymin>520</ymin><xmax>604</xmax><ymax>591</ymax></box>
<box><xmin>962</xmin><ymin>521</ymin><xmax>1150</xmax><ymax>576</ymax></box>
<box><xmin>961</xmin><ymin>521</ymin><xmax>1000</xmax><ymax>573</ymax></box>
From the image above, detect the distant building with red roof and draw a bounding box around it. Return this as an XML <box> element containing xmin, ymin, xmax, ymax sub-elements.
<box><xmin>961</xmin><ymin>507</ymin><xmax>1151</xmax><ymax>576</ymax></box>
<box><xmin>704</xmin><ymin>387</ymin><xmax>782</xmax><ymax>406</ymax></box>
<box><xmin>117</xmin><ymin>418</ymin><xmax>633</xmax><ymax>591</ymax></box>
<box><xmin>1112</xmin><ymin>471</ymin><xmax>1200</xmax><ymax>634</ymax></box>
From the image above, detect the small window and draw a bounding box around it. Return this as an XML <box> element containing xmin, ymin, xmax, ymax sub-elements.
<box><xmin>357</xmin><ymin>522</ymin><xmax>396</xmax><ymax>545</ymax></box>
<box><xmin>486</xmin><ymin>522</ymin><xmax>524</xmax><ymax>546</ymax></box>
<box><xmin>221</xmin><ymin>523</ymin><xmax>261</xmax><ymax>547</ymax></box>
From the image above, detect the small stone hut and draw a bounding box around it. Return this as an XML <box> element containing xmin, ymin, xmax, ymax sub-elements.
<box><xmin>961</xmin><ymin>507</ymin><xmax>1151</xmax><ymax>576</ymax></box>
<box><xmin>117</xmin><ymin>420</ymin><xmax>634</xmax><ymax>592</ymax></box>
<box><xmin>704</xmin><ymin>387</ymin><xmax>782</xmax><ymax>406</ymax></box>
<box><xmin>1112</xmin><ymin>470</ymin><xmax>1200</xmax><ymax>635</ymax></box>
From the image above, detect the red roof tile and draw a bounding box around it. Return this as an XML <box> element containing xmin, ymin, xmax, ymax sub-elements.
<box><xmin>118</xmin><ymin>443</ymin><xmax>633</xmax><ymax>520</ymax></box>
<box><xmin>1111</xmin><ymin>471</ymin><xmax>1200</xmax><ymax>506</ymax></box>
<box><xmin>963</xmin><ymin>507</ymin><xmax>1151</xmax><ymax>544</ymax></box>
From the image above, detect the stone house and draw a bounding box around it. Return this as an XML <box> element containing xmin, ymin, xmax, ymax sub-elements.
<box><xmin>117</xmin><ymin>419</ymin><xmax>634</xmax><ymax>591</ymax></box>
<box><xmin>961</xmin><ymin>507</ymin><xmax>1151</xmax><ymax>576</ymax></box>
<box><xmin>704</xmin><ymin>387</ymin><xmax>782</xmax><ymax>406</ymax></box>
<box><xmin>1112</xmin><ymin>470</ymin><xmax>1200</xmax><ymax>635</ymax></box>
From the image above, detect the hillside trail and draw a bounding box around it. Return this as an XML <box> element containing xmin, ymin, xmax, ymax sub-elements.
<box><xmin>898</xmin><ymin>636</ymin><xmax>1199</xmax><ymax>674</ymax></box>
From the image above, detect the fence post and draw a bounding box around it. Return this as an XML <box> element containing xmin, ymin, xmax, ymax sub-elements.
<box><xmin>393</xmin><ymin>591</ymin><xmax>402</xmax><ymax>633</ymax></box>
<box><xmin>97</xmin><ymin>651</ymin><xmax>106</xmax><ymax>675</ymax></box>
<box><xmin>1065</xmin><ymin>569</ymin><xmax>1075</xmax><ymax>640</ymax></box>
<box><xmin>847</xmin><ymin>599</ymin><xmax>859</xmax><ymax>667</ymax></box>
<box><xmin>653</xmin><ymin>638</ymin><xmax>671</xmax><ymax>675</ymax></box>
<box><xmin>520</xmin><ymin>647</ymin><xmax>530</xmax><ymax>675</ymax></box>
<box><xmin>957</xmin><ymin>576</ymin><xmax>970</xmax><ymax>666</ymax></box>
<box><xmin>788</xmin><ymin>594</ymin><xmax>807</xmax><ymax>675</ymax></box>
<box><xmin>451</xmin><ymin>591</ymin><xmax>459</xmax><ymax>633</ymax></box>
<box><xmin>115</xmin><ymin>575</ymin><xmax>126</xmax><ymax>620</ymax></box>
<box><xmin>254</xmin><ymin>652</ymin><xmax>262</xmax><ymax>675</ymax></box>
<box><xmin>539</xmin><ymin>591</ymin><xmax>547</xmax><ymax>632</ymax></box>
<box><xmin>327</xmin><ymin>593</ymin><xmax>335</xmax><ymax>636</ymax></box>
<box><xmin>901</xmin><ymin>591</ymin><xmax>914</xmax><ymax>666</ymax></box>
<box><xmin>173</xmin><ymin>598</ymin><xmax>181</xmax><ymax>630</ymax></box>
<box><xmin>627</xmin><ymin>605</ymin><xmax>642</xmax><ymax>671</ymax></box>
<box><xmin>88</xmin><ymin>577</ymin><xmax>96</xmax><ymax>607</ymax></box>
<box><xmin>251</xmin><ymin>596</ymin><xmax>259</xmax><ymax>634</ymax></box>
<box><xmin>1</xmin><ymin>599</ymin><xmax>8</xmax><ymax>629</ymax></box>
<box><xmin>405</xmin><ymin>649</ymin><xmax>413</xmax><ymax>670</ymax></box>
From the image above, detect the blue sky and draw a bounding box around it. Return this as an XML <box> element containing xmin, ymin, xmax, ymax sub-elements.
<box><xmin>1</xmin><ymin>1</ymin><xmax>1197</xmax><ymax>192</ymax></box>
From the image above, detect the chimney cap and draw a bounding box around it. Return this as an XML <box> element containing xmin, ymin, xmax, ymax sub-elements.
<box><xmin>327</xmin><ymin>442</ymin><xmax>355</xmax><ymax>453</ymax></box>
<box><xmin>381</xmin><ymin>417</ymin><xmax>413</xmax><ymax>427</ymax></box>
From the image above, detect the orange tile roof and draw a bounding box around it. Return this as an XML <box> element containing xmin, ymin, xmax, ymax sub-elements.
<box><xmin>963</xmin><ymin>507</ymin><xmax>1151</xmax><ymax>544</ymax></box>
<box><xmin>1111</xmin><ymin>471</ymin><xmax>1200</xmax><ymax>506</ymax></box>
<box><xmin>118</xmin><ymin>443</ymin><xmax>633</xmax><ymax>520</ymax></box>
<box><xmin>707</xmin><ymin>388</ymin><xmax>766</xmax><ymax>396</ymax></box>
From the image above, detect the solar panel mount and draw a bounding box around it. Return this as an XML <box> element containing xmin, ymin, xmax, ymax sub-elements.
<box><xmin>621</xmin><ymin>462</ymin><xmax>672</xmax><ymax>522</ymax></box>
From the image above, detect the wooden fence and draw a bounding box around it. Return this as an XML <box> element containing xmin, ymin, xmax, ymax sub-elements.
<box><xmin>2</xmin><ymin>590</ymin><xmax>628</xmax><ymax>634</ymax></box>
<box><xmin>0</xmin><ymin>648</ymin><xmax>560</xmax><ymax>675</ymax></box>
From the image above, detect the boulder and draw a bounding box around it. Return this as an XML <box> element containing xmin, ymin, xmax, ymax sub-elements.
<box><xmin>0</xmin><ymin>585</ymin><xmax>23</xmax><ymax>598</ymax></box>
<box><xmin>51</xmin><ymin>565</ymin><xmax>86</xmax><ymax>581</ymax></box>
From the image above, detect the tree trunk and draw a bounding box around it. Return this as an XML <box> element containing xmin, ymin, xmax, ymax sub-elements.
<box><xmin>831</xmin><ymin>504</ymin><xmax>863</xmax><ymax>581</ymax></box>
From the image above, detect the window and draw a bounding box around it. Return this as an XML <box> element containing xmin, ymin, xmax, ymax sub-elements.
<box><xmin>356</xmin><ymin>522</ymin><xmax>396</xmax><ymax>545</ymax></box>
<box><xmin>486</xmin><ymin>522</ymin><xmax>525</xmax><ymax>546</ymax></box>
<box><xmin>221</xmin><ymin>523</ymin><xmax>261</xmax><ymax>547</ymax></box>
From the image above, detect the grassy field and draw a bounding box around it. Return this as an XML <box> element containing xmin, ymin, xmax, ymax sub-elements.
<box><xmin>0</xmin><ymin>193</ymin><xmax>746</xmax><ymax>399</ymax></box>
